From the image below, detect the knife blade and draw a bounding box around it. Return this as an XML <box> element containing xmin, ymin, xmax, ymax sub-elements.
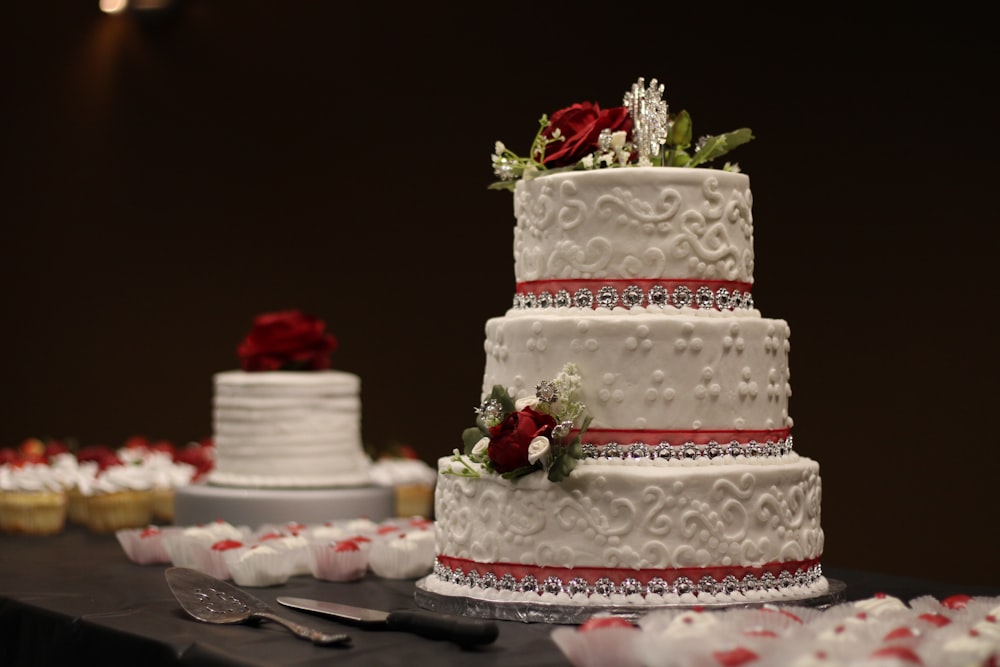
<box><xmin>276</xmin><ymin>596</ymin><xmax>498</xmax><ymax>646</ymax></box>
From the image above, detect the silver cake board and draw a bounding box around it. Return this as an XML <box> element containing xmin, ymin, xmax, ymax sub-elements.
<box><xmin>173</xmin><ymin>483</ymin><xmax>395</xmax><ymax>527</ymax></box>
<box><xmin>414</xmin><ymin>576</ymin><xmax>847</xmax><ymax>625</ymax></box>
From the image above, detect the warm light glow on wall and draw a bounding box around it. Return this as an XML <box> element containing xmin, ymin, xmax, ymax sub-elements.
<box><xmin>100</xmin><ymin>0</ymin><xmax>178</xmax><ymax>14</ymax></box>
<box><xmin>99</xmin><ymin>0</ymin><xmax>128</xmax><ymax>13</ymax></box>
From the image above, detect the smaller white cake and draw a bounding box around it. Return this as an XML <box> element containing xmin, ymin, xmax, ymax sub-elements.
<box><xmin>208</xmin><ymin>370</ymin><xmax>372</xmax><ymax>488</ymax></box>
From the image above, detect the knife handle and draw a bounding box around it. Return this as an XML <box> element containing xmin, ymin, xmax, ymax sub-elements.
<box><xmin>386</xmin><ymin>609</ymin><xmax>499</xmax><ymax>646</ymax></box>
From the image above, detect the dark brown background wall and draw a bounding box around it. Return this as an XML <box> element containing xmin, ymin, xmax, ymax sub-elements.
<box><xmin>3</xmin><ymin>4</ymin><xmax>996</xmax><ymax>586</ymax></box>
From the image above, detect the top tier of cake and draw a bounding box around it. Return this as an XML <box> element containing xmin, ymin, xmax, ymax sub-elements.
<box><xmin>512</xmin><ymin>167</ymin><xmax>753</xmax><ymax>310</ymax></box>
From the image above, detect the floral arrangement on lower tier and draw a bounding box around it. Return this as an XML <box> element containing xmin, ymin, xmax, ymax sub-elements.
<box><xmin>237</xmin><ymin>309</ymin><xmax>338</xmax><ymax>371</ymax></box>
<box><xmin>490</xmin><ymin>76</ymin><xmax>754</xmax><ymax>192</ymax></box>
<box><xmin>446</xmin><ymin>363</ymin><xmax>592</xmax><ymax>482</ymax></box>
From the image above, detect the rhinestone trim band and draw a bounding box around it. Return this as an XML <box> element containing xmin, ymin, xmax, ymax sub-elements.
<box><xmin>580</xmin><ymin>435</ymin><xmax>793</xmax><ymax>460</ymax></box>
<box><xmin>513</xmin><ymin>278</ymin><xmax>754</xmax><ymax>311</ymax></box>
<box><xmin>433</xmin><ymin>556</ymin><xmax>823</xmax><ymax>600</ymax></box>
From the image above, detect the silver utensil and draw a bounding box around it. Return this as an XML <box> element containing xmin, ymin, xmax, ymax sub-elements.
<box><xmin>165</xmin><ymin>567</ymin><xmax>350</xmax><ymax>646</ymax></box>
<box><xmin>277</xmin><ymin>595</ymin><xmax>499</xmax><ymax>646</ymax></box>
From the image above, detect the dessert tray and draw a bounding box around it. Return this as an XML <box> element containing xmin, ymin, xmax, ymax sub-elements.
<box><xmin>414</xmin><ymin>576</ymin><xmax>847</xmax><ymax>624</ymax></box>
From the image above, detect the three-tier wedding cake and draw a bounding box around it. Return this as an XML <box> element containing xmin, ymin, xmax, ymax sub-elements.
<box><xmin>420</xmin><ymin>78</ymin><xmax>827</xmax><ymax>617</ymax></box>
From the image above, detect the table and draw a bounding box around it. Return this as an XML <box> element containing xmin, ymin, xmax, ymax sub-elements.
<box><xmin>2</xmin><ymin>526</ymin><xmax>998</xmax><ymax>667</ymax></box>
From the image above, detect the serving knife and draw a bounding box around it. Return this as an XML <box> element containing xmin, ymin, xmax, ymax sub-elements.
<box><xmin>276</xmin><ymin>596</ymin><xmax>499</xmax><ymax>646</ymax></box>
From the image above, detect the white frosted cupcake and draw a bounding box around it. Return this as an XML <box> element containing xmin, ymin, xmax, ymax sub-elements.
<box><xmin>0</xmin><ymin>462</ymin><xmax>67</xmax><ymax>535</ymax></box>
<box><xmin>199</xmin><ymin>538</ymin><xmax>245</xmax><ymax>580</ymax></box>
<box><xmin>367</xmin><ymin>530</ymin><xmax>435</xmax><ymax>579</ymax></box>
<box><xmin>253</xmin><ymin>530</ymin><xmax>311</xmax><ymax>577</ymax></box>
<box><xmin>309</xmin><ymin>539</ymin><xmax>369</xmax><ymax>582</ymax></box>
<box><xmin>55</xmin><ymin>457</ymin><xmax>98</xmax><ymax>525</ymax></box>
<box><xmin>162</xmin><ymin>520</ymin><xmax>248</xmax><ymax>569</ymax></box>
<box><xmin>369</xmin><ymin>457</ymin><xmax>437</xmax><ymax>518</ymax></box>
<box><xmin>115</xmin><ymin>525</ymin><xmax>182</xmax><ymax>564</ymax></box>
<box><xmin>552</xmin><ymin>616</ymin><xmax>642</xmax><ymax>667</ymax></box>
<box><xmin>84</xmin><ymin>464</ymin><xmax>156</xmax><ymax>533</ymax></box>
<box><xmin>117</xmin><ymin>448</ymin><xmax>197</xmax><ymax>524</ymax></box>
<box><xmin>223</xmin><ymin>543</ymin><xmax>291</xmax><ymax>587</ymax></box>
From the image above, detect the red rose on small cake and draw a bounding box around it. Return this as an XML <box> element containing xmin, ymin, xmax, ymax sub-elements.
<box><xmin>236</xmin><ymin>309</ymin><xmax>337</xmax><ymax>372</ymax></box>
<box><xmin>206</xmin><ymin>309</ymin><xmax>373</xmax><ymax>489</ymax></box>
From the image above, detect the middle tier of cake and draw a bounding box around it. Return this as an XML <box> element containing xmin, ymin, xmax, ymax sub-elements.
<box><xmin>483</xmin><ymin>307</ymin><xmax>791</xmax><ymax>446</ymax></box>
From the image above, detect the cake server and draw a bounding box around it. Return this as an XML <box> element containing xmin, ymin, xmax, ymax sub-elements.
<box><xmin>276</xmin><ymin>596</ymin><xmax>499</xmax><ymax>646</ymax></box>
<box><xmin>165</xmin><ymin>567</ymin><xmax>350</xmax><ymax>646</ymax></box>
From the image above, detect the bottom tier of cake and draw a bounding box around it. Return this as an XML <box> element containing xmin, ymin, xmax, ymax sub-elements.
<box><xmin>428</xmin><ymin>453</ymin><xmax>825</xmax><ymax>610</ymax></box>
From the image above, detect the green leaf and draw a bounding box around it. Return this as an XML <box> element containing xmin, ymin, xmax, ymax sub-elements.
<box><xmin>664</xmin><ymin>148</ymin><xmax>692</xmax><ymax>167</ymax></box>
<box><xmin>463</xmin><ymin>427</ymin><xmax>486</xmax><ymax>454</ymax></box>
<box><xmin>488</xmin><ymin>181</ymin><xmax>517</xmax><ymax>192</ymax></box>
<box><xmin>488</xmin><ymin>384</ymin><xmax>516</xmax><ymax>415</ymax></box>
<box><xmin>547</xmin><ymin>452</ymin><xmax>579</xmax><ymax>482</ymax></box>
<box><xmin>687</xmin><ymin>128</ymin><xmax>755</xmax><ymax>168</ymax></box>
<box><xmin>501</xmin><ymin>464</ymin><xmax>540</xmax><ymax>481</ymax></box>
<box><xmin>667</xmin><ymin>110</ymin><xmax>692</xmax><ymax>148</ymax></box>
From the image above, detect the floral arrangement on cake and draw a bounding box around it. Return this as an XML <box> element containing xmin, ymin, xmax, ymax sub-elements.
<box><xmin>447</xmin><ymin>363</ymin><xmax>592</xmax><ymax>482</ymax></box>
<box><xmin>489</xmin><ymin>76</ymin><xmax>754</xmax><ymax>192</ymax></box>
<box><xmin>237</xmin><ymin>309</ymin><xmax>337</xmax><ymax>371</ymax></box>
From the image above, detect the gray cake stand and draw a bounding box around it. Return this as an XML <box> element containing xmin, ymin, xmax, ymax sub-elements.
<box><xmin>414</xmin><ymin>576</ymin><xmax>848</xmax><ymax>625</ymax></box>
<box><xmin>173</xmin><ymin>483</ymin><xmax>396</xmax><ymax>526</ymax></box>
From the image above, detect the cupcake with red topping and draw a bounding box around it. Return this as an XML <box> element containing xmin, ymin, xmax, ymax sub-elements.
<box><xmin>223</xmin><ymin>542</ymin><xmax>291</xmax><ymax>587</ymax></box>
<box><xmin>367</xmin><ymin>528</ymin><xmax>435</xmax><ymax>579</ymax></box>
<box><xmin>83</xmin><ymin>462</ymin><xmax>156</xmax><ymax>534</ymax></box>
<box><xmin>0</xmin><ymin>460</ymin><xmax>68</xmax><ymax>535</ymax></box>
<box><xmin>309</xmin><ymin>538</ymin><xmax>369</xmax><ymax>582</ymax></box>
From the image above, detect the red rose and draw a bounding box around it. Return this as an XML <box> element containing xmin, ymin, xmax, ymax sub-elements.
<box><xmin>487</xmin><ymin>407</ymin><xmax>557</xmax><ymax>473</ymax></box>
<box><xmin>237</xmin><ymin>309</ymin><xmax>338</xmax><ymax>371</ymax></box>
<box><xmin>541</xmin><ymin>102</ymin><xmax>632</xmax><ymax>168</ymax></box>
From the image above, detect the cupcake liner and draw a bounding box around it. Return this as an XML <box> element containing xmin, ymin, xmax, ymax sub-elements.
<box><xmin>115</xmin><ymin>525</ymin><xmax>182</xmax><ymax>564</ymax></box>
<box><xmin>308</xmin><ymin>539</ymin><xmax>369</xmax><ymax>582</ymax></box>
<box><xmin>367</xmin><ymin>531</ymin><xmax>435</xmax><ymax>579</ymax></box>
<box><xmin>222</xmin><ymin>544</ymin><xmax>290</xmax><ymax>587</ymax></box>
<box><xmin>85</xmin><ymin>490</ymin><xmax>154</xmax><ymax>534</ymax></box>
<box><xmin>552</xmin><ymin>622</ymin><xmax>643</xmax><ymax>667</ymax></box>
<box><xmin>0</xmin><ymin>491</ymin><xmax>67</xmax><ymax>535</ymax></box>
<box><xmin>254</xmin><ymin>533</ymin><xmax>311</xmax><ymax>577</ymax></box>
<box><xmin>198</xmin><ymin>538</ymin><xmax>245</xmax><ymax>580</ymax></box>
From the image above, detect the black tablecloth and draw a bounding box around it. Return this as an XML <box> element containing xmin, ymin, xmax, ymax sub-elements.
<box><xmin>2</xmin><ymin>526</ymin><xmax>998</xmax><ymax>667</ymax></box>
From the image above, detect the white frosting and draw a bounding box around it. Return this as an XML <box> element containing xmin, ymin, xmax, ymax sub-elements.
<box><xmin>0</xmin><ymin>462</ymin><xmax>65</xmax><ymax>493</ymax></box>
<box><xmin>369</xmin><ymin>458</ymin><xmax>437</xmax><ymax>486</ymax></box>
<box><xmin>435</xmin><ymin>455</ymin><xmax>823</xmax><ymax>570</ymax></box>
<box><xmin>432</xmin><ymin>166</ymin><xmax>826</xmax><ymax>608</ymax></box>
<box><xmin>513</xmin><ymin>168</ymin><xmax>753</xmax><ymax>284</ymax></box>
<box><xmin>181</xmin><ymin>520</ymin><xmax>247</xmax><ymax>542</ymax></box>
<box><xmin>117</xmin><ymin>449</ymin><xmax>197</xmax><ymax>489</ymax></box>
<box><xmin>208</xmin><ymin>370</ymin><xmax>372</xmax><ymax>488</ymax></box>
<box><xmin>484</xmin><ymin>309</ymin><xmax>790</xmax><ymax>433</ymax></box>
